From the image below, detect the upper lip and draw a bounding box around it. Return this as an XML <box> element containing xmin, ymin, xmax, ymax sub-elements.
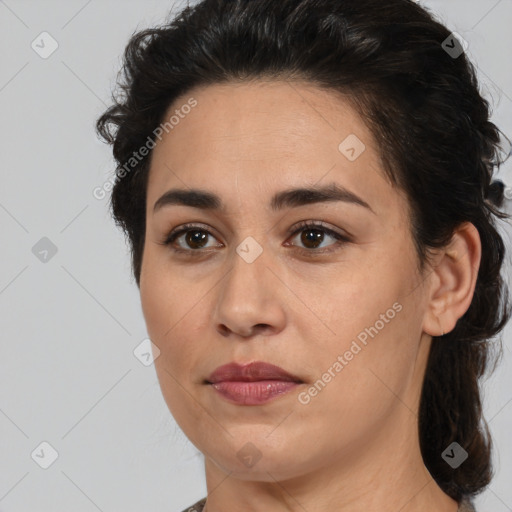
<box><xmin>206</xmin><ymin>362</ymin><xmax>303</xmax><ymax>384</ymax></box>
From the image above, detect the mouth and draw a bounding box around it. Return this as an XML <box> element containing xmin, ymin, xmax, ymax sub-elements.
<box><xmin>205</xmin><ymin>361</ymin><xmax>304</xmax><ymax>406</ymax></box>
<box><xmin>205</xmin><ymin>361</ymin><xmax>304</xmax><ymax>384</ymax></box>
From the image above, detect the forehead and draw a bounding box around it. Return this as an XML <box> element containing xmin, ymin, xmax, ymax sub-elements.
<box><xmin>146</xmin><ymin>80</ymin><xmax>401</xmax><ymax>217</ymax></box>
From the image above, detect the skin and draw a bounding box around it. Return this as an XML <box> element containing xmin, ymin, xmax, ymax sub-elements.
<box><xmin>139</xmin><ymin>79</ymin><xmax>481</xmax><ymax>512</ymax></box>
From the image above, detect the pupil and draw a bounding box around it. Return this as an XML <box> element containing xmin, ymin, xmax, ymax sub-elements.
<box><xmin>187</xmin><ymin>230</ymin><xmax>207</xmax><ymax>248</ymax></box>
<box><xmin>302</xmin><ymin>229</ymin><xmax>323</xmax><ymax>248</ymax></box>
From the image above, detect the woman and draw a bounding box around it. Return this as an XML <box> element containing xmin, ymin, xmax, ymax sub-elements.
<box><xmin>96</xmin><ymin>0</ymin><xmax>511</xmax><ymax>510</ymax></box>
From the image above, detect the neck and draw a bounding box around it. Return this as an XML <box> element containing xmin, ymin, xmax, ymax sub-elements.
<box><xmin>201</xmin><ymin>405</ymin><xmax>459</xmax><ymax>512</ymax></box>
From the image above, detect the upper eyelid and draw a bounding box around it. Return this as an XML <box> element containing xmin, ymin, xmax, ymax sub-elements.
<box><xmin>167</xmin><ymin>221</ymin><xmax>350</xmax><ymax>245</ymax></box>
<box><xmin>167</xmin><ymin>222</ymin><xmax>221</xmax><ymax>241</ymax></box>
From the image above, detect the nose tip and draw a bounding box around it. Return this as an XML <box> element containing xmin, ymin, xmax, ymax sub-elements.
<box><xmin>212</xmin><ymin>250</ymin><xmax>287</xmax><ymax>340</ymax></box>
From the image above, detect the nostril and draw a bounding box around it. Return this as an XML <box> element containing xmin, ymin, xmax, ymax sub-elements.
<box><xmin>217</xmin><ymin>324</ymin><xmax>230</xmax><ymax>337</ymax></box>
<box><xmin>253</xmin><ymin>324</ymin><xmax>273</xmax><ymax>335</ymax></box>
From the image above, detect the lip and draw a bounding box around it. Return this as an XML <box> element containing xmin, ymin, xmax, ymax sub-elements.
<box><xmin>205</xmin><ymin>361</ymin><xmax>304</xmax><ymax>406</ymax></box>
<box><xmin>206</xmin><ymin>361</ymin><xmax>303</xmax><ymax>384</ymax></box>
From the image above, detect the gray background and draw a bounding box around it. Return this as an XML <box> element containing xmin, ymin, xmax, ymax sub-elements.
<box><xmin>0</xmin><ymin>1</ymin><xmax>511</xmax><ymax>511</ymax></box>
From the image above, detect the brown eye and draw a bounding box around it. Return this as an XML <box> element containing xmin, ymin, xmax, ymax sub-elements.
<box><xmin>287</xmin><ymin>221</ymin><xmax>351</xmax><ymax>254</ymax></box>
<box><xmin>161</xmin><ymin>223</ymin><xmax>223</xmax><ymax>254</ymax></box>
<box><xmin>299</xmin><ymin>228</ymin><xmax>326</xmax><ymax>249</ymax></box>
<box><xmin>182</xmin><ymin>229</ymin><xmax>209</xmax><ymax>249</ymax></box>
<box><xmin>160</xmin><ymin>220</ymin><xmax>350</xmax><ymax>258</ymax></box>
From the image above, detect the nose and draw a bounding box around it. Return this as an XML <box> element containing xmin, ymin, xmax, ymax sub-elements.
<box><xmin>212</xmin><ymin>244</ymin><xmax>287</xmax><ymax>339</ymax></box>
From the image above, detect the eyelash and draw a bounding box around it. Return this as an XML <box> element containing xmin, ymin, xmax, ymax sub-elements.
<box><xmin>159</xmin><ymin>220</ymin><xmax>351</xmax><ymax>258</ymax></box>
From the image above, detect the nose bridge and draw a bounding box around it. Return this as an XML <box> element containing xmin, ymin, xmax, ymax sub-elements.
<box><xmin>224</xmin><ymin>234</ymin><xmax>269</xmax><ymax>306</ymax></box>
<box><xmin>212</xmin><ymin>233</ymin><xmax>285</xmax><ymax>336</ymax></box>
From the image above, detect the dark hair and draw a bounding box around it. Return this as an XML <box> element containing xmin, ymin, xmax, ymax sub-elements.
<box><xmin>96</xmin><ymin>0</ymin><xmax>511</xmax><ymax>502</ymax></box>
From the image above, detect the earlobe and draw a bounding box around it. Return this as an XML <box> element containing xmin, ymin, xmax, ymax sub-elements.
<box><xmin>422</xmin><ymin>222</ymin><xmax>482</xmax><ymax>338</ymax></box>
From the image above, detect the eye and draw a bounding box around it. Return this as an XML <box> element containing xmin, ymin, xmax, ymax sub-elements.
<box><xmin>285</xmin><ymin>220</ymin><xmax>351</xmax><ymax>255</ymax></box>
<box><xmin>159</xmin><ymin>223</ymin><xmax>222</xmax><ymax>255</ymax></box>
<box><xmin>158</xmin><ymin>220</ymin><xmax>351</xmax><ymax>257</ymax></box>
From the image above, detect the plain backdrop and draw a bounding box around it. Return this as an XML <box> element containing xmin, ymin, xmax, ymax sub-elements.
<box><xmin>1</xmin><ymin>1</ymin><xmax>511</xmax><ymax>511</ymax></box>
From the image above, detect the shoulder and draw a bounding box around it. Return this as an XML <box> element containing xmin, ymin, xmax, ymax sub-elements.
<box><xmin>179</xmin><ymin>497</ymin><xmax>207</xmax><ymax>512</ymax></box>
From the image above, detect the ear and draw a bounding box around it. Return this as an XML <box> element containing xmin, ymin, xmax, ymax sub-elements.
<box><xmin>422</xmin><ymin>222</ymin><xmax>482</xmax><ymax>337</ymax></box>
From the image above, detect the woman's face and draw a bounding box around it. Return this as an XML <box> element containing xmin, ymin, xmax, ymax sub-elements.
<box><xmin>140</xmin><ymin>80</ymin><xmax>434</xmax><ymax>481</ymax></box>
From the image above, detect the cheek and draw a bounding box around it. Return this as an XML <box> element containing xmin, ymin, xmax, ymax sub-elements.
<box><xmin>309</xmin><ymin>289</ymin><xmax>424</xmax><ymax>425</ymax></box>
<box><xmin>140</xmin><ymin>281</ymin><xmax>184</xmax><ymax>350</ymax></box>
<box><xmin>139</xmin><ymin>273</ymin><xmax>167</xmax><ymax>340</ymax></box>
<box><xmin>139</xmin><ymin>257</ymin><xmax>205</xmax><ymax>367</ymax></box>
<box><xmin>139</xmin><ymin>246</ymin><xmax>180</xmax><ymax>335</ymax></box>
<box><xmin>299</xmin><ymin>245</ymin><xmax>419</xmax><ymax>377</ymax></box>
<box><xmin>140</xmin><ymin>269</ymin><xmax>199</xmax><ymax>417</ymax></box>
<box><xmin>307</xmin><ymin>263</ymin><xmax>402</xmax><ymax>337</ymax></box>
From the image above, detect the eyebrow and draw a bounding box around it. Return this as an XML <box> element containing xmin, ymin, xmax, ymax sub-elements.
<box><xmin>153</xmin><ymin>182</ymin><xmax>375</xmax><ymax>215</ymax></box>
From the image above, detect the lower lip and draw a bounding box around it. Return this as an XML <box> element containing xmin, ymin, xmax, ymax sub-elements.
<box><xmin>209</xmin><ymin>380</ymin><xmax>301</xmax><ymax>405</ymax></box>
